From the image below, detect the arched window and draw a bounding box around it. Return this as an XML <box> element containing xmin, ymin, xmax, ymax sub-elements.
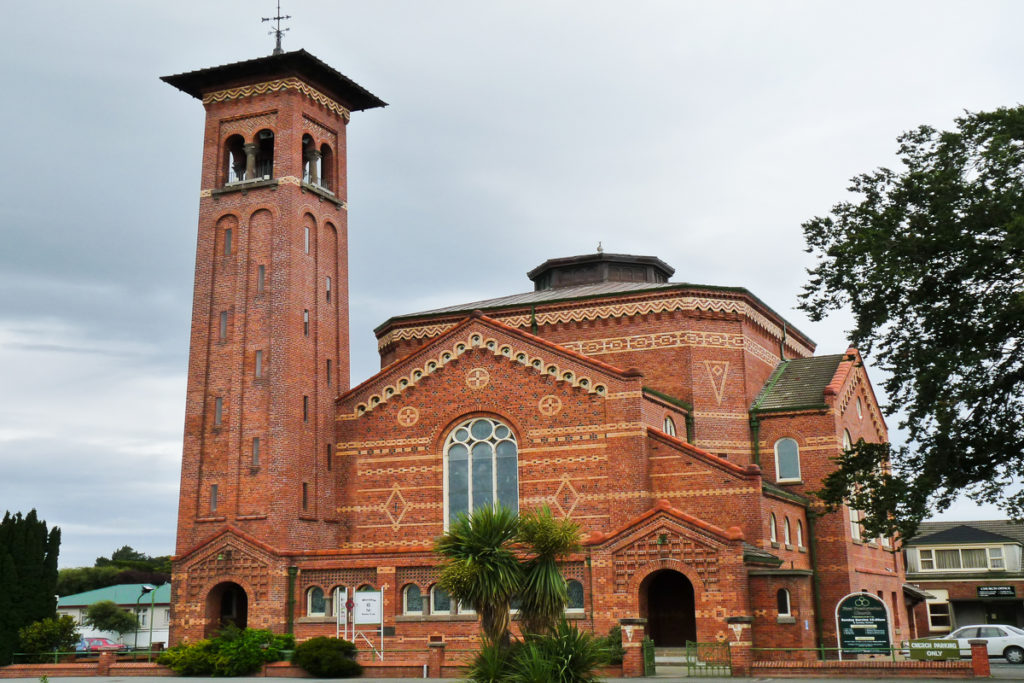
<box><xmin>784</xmin><ymin>517</ymin><xmax>792</xmax><ymax>546</ymax></box>
<box><xmin>254</xmin><ymin>129</ymin><xmax>274</xmax><ymax>179</ymax></box>
<box><xmin>307</xmin><ymin>586</ymin><xmax>326</xmax><ymax>616</ymax></box>
<box><xmin>663</xmin><ymin>416</ymin><xmax>676</xmax><ymax>437</ymax></box>
<box><xmin>430</xmin><ymin>585</ymin><xmax>451</xmax><ymax>615</ymax></box>
<box><xmin>566</xmin><ymin>580</ymin><xmax>584</xmax><ymax>612</ymax></box>
<box><xmin>444</xmin><ymin>417</ymin><xmax>518</xmax><ymax>526</ymax></box>
<box><xmin>774</xmin><ymin>438</ymin><xmax>801</xmax><ymax>482</ymax></box>
<box><xmin>856</xmin><ymin>397</ymin><xmax>863</xmax><ymax>419</ymax></box>
<box><xmin>769</xmin><ymin>513</ymin><xmax>778</xmax><ymax>543</ymax></box>
<box><xmin>797</xmin><ymin>520</ymin><xmax>804</xmax><ymax>548</ymax></box>
<box><xmin>403</xmin><ymin>585</ymin><xmax>423</xmax><ymax>615</ymax></box>
<box><xmin>843</xmin><ymin>429</ymin><xmax>853</xmax><ymax>451</ymax></box>
<box><xmin>777</xmin><ymin>589</ymin><xmax>791</xmax><ymax>616</ymax></box>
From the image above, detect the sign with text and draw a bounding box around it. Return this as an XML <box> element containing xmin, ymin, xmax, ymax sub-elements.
<box><xmin>835</xmin><ymin>592</ymin><xmax>891</xmax><ymax>656</ymax></box>
<box><xmin>908</xmin><ymin>639</ymin><xmax>960</xmax><ymax>661</ymax></box>
<box><xmin>353</xmin><ymin>590</ymin><xmax>382</xmax><ymax>624</ymax></box>
<box><xmin>978</xmin><ymin>585</ymin><xmax>1015</xmax><ymax>598</ymax></box>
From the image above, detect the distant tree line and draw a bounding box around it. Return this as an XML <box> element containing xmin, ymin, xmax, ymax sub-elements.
<box><xmin>0</xmin><ymin>510</ymin><xmax>61</xmax><ymax>664</ymax></box>
<box><xmin>57</xmin><ymin>545</ymin><xmax>171</xmax><ymax>596</ymax></box>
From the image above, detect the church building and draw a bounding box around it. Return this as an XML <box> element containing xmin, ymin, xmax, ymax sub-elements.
<box><xmin>162</xmin><ymin>48</ymin><xmax>914</xmax><ymax>654</ymax></box>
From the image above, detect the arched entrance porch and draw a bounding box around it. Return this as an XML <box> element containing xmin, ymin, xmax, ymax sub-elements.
<box><xmin>205</xmin><ymin>581</ymin><xmax>248</xmax><ymax>635</ymax></box>
<box><xmin>639</xmin><ymin>569</ymin><xmax>696</xmax><ymax>646</ymax></box>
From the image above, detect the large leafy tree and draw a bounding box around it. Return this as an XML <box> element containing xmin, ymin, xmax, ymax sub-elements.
<box><xmin>800</xmin><ymin>105</ymin><xmax>1024</xmax><ymax>538</ymax></box>
<box><xmin>0</xmin><ymin>510</ymin><xmax>61</xmax><ymax>664</ymax></box>
<box><xmin>83</xmin><ymin>600</ymin><xmax>139</xmax><ymax>638</ymax></box>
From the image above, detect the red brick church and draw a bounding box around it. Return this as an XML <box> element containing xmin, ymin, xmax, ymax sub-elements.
<box><xmin>162</xmin><ymin>49</ymin><xmax>915</xmax><ymax>653</ymax></box>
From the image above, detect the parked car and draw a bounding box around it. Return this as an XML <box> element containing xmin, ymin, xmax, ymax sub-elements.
<box><xmin>75</xmin><ymin>637</ymin><xmax>128</xmax><ymax>652</ymax></box>
<box><xmin>941</xmin><ymin>625</ymin><xmax>1024</xmax><ymax>664</ymax></box>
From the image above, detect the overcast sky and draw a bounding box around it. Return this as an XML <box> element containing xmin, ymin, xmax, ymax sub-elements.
<box><xmin>1</xmin><ymin>1</ymin><xmax>1021</xmax><ymax>569</ymax></box>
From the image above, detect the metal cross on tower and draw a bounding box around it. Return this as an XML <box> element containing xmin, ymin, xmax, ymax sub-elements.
<box><xmin>262</xmin><ymin>0</ymin><xmax>291</xmax><ymax>55</ymax></box>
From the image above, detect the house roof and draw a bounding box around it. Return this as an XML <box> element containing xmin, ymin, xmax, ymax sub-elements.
<box><xmin>907</xmin><ymin>521</ymin><xmax>1024</xmax><ymax>546</ymax></box>
<box><xmin>750</xmin><ymin>354</ymin><xmax>847</xmax><ymax>412</ymax></box>
<box><xmin>57</xmin><ymin>583</ymin><xmax>171</xmax><ymax>608</ymax></box>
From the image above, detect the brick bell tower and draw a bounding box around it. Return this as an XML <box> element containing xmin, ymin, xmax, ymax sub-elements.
<box><xmin>162</xmin><ymin>51</ymin><xmax>384</xmax><ymax>637</ymax></box>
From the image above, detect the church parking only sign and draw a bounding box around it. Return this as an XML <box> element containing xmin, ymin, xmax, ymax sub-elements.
<box><xmin>835</xmin><ymin>592</ymin><xmax>892</xmax><ymax>659</ymax></box>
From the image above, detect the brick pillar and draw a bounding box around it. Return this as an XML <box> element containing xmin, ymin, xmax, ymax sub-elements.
<box><xmin>619</xmin><ymin>617</ymin><xmax>647</xmax><ymax>678</ymax></box>
<box><xmin>726</xmin><ymin>616</ymin><xmax>754</xmax><ymax>677</ymax></box>
<box><xmin>427</xmin><ymin>640</ymin><xmax>446</xmax><ymax>678</ymax></box>
<box><xmin>969</xmin><ymin>639</ymin><xmax>990</xmax><ymax>677</ymax></box>
<box><xmin>96</xmin><ymin>651</ymin><xmax>114</xmax><ymax>676</ymax></box>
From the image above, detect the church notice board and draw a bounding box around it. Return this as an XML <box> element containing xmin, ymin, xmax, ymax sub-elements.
<box><xmin>835</xmin><ymin>592</ymin><xmax>892</xmax><ymax>659</ymax></box>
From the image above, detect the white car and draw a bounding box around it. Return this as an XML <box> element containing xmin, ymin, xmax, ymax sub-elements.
<box><xmin>941</xmin><ymin>624</ymin><xmax>1024</xmax><ymax>664</ymax></box>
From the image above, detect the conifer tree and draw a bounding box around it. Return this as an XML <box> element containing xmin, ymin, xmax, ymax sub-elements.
<box><xmin>0</xmin><ymin>510</ymin><xmax>61</xmax><ymax>664</ymax></box>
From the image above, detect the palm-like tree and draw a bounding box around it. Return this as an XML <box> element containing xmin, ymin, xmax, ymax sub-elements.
<box><xmin>436</xmin><ymin>505</ymin><xmax>522</xmax><ymax>646</ymax></box>
<box><xmin>517</xmin><ymin>507</ymin><xmax>581</xmax><ymax>636</ymax></box>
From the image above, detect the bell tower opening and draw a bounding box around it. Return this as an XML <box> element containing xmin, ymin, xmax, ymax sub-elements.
<box><xmin>640</xmin><ymin>569</ymin><xmax>697</xmax><ymax>646</ymax></box>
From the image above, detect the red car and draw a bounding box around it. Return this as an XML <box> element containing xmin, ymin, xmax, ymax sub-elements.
<box><xmin>75</xmin><ymin>637</ymin><xmax>128</xmax><ymax>652</ymax></box>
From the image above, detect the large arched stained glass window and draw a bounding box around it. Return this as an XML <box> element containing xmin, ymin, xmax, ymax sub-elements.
<box><xmin>445</xmin><ymin>417</ymin><xmax>519</xmax><ymax>526</ymax></box>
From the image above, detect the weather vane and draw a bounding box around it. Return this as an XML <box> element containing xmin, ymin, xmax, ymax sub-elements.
<box><xmin>262</xmin><ymin>0</ymin><xmax>291</xmax><ymax>55</ymax></box>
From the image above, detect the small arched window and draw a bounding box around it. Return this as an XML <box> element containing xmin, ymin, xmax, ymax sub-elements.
<box><xmin>775</xmin><ymin>438</ymin><xmax>801</xmax><ymax>482</ymax></box>
<box><xmin>843</xmin><ymin>429</ymin><xmax>853</xmax><ymax>451</ymax></box>
<box><xmin>769</xmin><ymin>513</ymin><xmax>778</xmax><ymax>543</ymax></box>
<box><xmin>430</xmin><ymin>585</ymin><xmax>451</xmax><ymax>615</ymax></box>
<box><xmin>856</xmin><ymin>397</ymin><xmax>863</xmax><ymax>419</ymax></box>
<box><xmin>254</xmin><ymin>129</ymin><xmax>274</xmax><ymax>179</ymax></box>
<box><xmin>307</xmin><ymin>586</ymin><xmax>326</xmax><ymax>616</ymax></box>
<box><xmin>403</xmin><ymin>585</ymin><xmax>423</xmax><ymax>615</ymax></box>
<box><xmin>663</xmin><ymin>417</ymin><xmax>676</xmax><ymax>437</ymax></box>
<box><xmin>784</xmin><ymin>517</ymin><xmax>792</xmax><ymax>546</ymax></box>
<box><xmin>566</xmin><ymin>580</ymin><xmax>584</xmax><ymax>612</ymax></box>
<box><xmin>444</xmin><ymin>417</ymin><xmax>519</xmax><ymax>526</ymax></box>
<box><xmin>777</xmin><ymin>589</ymin><xmax>791</xmax><ymax>616</ymax></box>
<box><xmin>797</xmin><ymin>520</ymin><xmax>804</xmax><ymax>548</ymax></box>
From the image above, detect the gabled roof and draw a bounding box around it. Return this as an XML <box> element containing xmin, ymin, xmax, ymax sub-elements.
<box><xmin>58</xmin><ymin>583</ymin><xmax>170</xmax><ymax>607</ymax></box>
<box><xmin>751</xmin><ymin>354</ymin><xmax>846</xmax><ymax>413</ymax></box>
<box><xmin>340</xmin><ymin>312</ymin><xmax>636</xmax><ymax>415</ymax></box>
<box><xmin>908</xmin><ymin>522</ymin><xmax>1024</xmax><ymax>546</ymax></box>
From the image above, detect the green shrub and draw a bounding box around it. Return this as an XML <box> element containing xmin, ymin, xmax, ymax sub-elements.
<box><xmin>18</xmin><ymin>616</ymin><xmax>79</xmax><ymax>661</ymax></box>
<box><xmin>467</xmin><ymin>622</ymin><xmax>608</xmax><ymax>683</ymax></box>
<box><xmin>601</xmin><ymin>625</ymin><xmax>624</xmax><ymax>665</ymax></box>
<box><xmin>467</xmin><ymin>641</ymin><xmax>518</xmax><ymax>683</ymax></box>
<box><xmin>157</xmin><ymin>627</ymin><xmax>290</xmax><ymax>676</ymax></box>
<box><xmin>292</xmin><ymin>636</ymin><xmax>362</xmax><ymax>678</ymax></box>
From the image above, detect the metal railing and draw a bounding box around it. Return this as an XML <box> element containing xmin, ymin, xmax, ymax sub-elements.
<box><xmin>11</xmin><ymin>649</ymin><xmax>161</xmax><ymax>664</ymax></box>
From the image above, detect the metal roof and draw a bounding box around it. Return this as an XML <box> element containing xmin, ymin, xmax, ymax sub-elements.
<box><xmin>751</xmin><ymin>354</ymin><xmax>846</xmax><ymax>412</ymax></box>
<box><xmin>402</xmin><ymin>281</ymin><xmax>683</xmax><ymax>317</ymax></box>
<box><xmin>907</xmin><ymin>521</ymin><xmax>1024</xmax><ymax>546</ymax></box>
<box><xmin>161</xmin><ymin>49</ymin><xmax>386</xmax><ymax>111</ymax></box>
<box><xmin>57</xmin><ymin>583</ymin><xmax>171</xmax><ymax>607</ymax></box>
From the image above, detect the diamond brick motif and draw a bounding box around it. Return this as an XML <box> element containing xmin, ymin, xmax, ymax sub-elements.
<box><xmin>384</xmin><ymin>485</ymin><xmax>409</xmax><ymax>529</ymax></box>
<box><xmin>553</xmin><ymin>477</ymin><xmax>580</xmax><ymax>518</ymax></box>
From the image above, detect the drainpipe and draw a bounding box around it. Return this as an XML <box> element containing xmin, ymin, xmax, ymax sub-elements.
<box><xmin>530</xmin><ymin>306</ymin><xmax>538</xmax><ymax>335</ymax></box>
<box><xmin>749</xmin><ymin>415</ymin><xmax>761</xmax><ymax>467</ymax></box>
<box><xmin>286</xmin><ymin>566</ymin><xmax>298</xmax><ymax>634</ymax></box>
<box><xmin>806</xmin><ymin>511</ymin><xmax>825</xmax><ymax>659</ymax></box>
